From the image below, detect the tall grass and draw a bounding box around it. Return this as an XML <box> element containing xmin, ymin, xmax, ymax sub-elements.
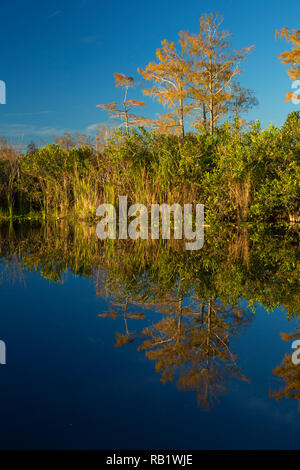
<box><xmin>0</xmin><ymin>111</ymin><xmax>299</xmax><ymax>223</ymax></box>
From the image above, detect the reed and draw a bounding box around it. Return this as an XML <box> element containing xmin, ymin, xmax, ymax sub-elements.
<box><xmin>0</xmin><ymin>111</ymin><xmax>299</xmax><ymax>223</ymax></box>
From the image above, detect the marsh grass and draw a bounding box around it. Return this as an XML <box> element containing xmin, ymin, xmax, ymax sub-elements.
<box><xmin>0</xmin><ymin>112</ymin><xmax>299</xmax><ymax>224</ymax></box>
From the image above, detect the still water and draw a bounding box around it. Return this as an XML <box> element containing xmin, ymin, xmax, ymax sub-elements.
<box><xmin>0</xmin><ymin>221</ymin><xmax>299</xmax><ymax>449</ymax></box>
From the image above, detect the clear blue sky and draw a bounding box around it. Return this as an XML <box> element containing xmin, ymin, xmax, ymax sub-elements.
<box><xmin>0</xmin><ymin>0</ymin><xmax>299</xmax><ymax>145</ymax></box>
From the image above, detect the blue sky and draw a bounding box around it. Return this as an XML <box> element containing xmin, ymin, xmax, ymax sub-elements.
<box><xmin>0</xmin><ymin>0</ymin><xmax>299</xmax><ymax>145</ymax></box>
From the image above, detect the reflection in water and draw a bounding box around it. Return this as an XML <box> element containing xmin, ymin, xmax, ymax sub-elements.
<box><xmin>0</xmin><ymin>220</ymin><xmax>299</xmax><ymax>410</ymax></box>
<box><xmin>271</xmin><ymin>326</ymin><xmax>300</xmax><ymax>412</ymax></box>
<box><xmin>137</xmin><ymin>297</ymin><xmax>251</xmax><ymax>409</ymax></box>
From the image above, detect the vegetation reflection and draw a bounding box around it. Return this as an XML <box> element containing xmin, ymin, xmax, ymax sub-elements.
<box><xmin>0</xmin><ymin>220</ymin><xmax>299</xmax><ymax>408</ymax></box>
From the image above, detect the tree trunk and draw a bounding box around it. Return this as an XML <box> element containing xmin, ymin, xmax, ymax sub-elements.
<box><xmin>123</xmin><ymin>105</ymin><xmax>129</xmax><ymax>134</ymax></box>
<box><xmin>202</xmin><ymin>104</ymin><xmax>207</xmax><ymax>131</ymax></box>
<box><xmin>209</xmin><ymin>104</ymin><xmax>214</xmax><ymax>136</ymax></box>
<box><xmin>179</xmin><ymin>95</ymin><xmax>185</xmax><ymax>137</ymax></box>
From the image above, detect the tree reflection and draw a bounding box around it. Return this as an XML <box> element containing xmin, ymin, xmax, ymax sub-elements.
<box><xmin>271</xmin><ymin>326</ymin><xmax>300</xmax><ymax>412</ymax></box>
<box><xmin>137</xmin><ymin>294</ymin><xmax>251</xmax><ymax>409</ymax></box>
<box><xmin>0</xmin><ymin>220</ymin><xmax>299</xmax><ymax>409</ymax></box>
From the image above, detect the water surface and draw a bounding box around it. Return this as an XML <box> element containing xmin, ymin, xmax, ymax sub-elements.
<box><xmin>0</xmin><ymin>221</ymin><xmax>299</xmax><ymax>449</ymax></box>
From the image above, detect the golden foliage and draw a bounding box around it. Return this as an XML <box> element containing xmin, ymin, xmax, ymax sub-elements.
<box><xmin>138</xmin><ymin>38</ymin><xmax>192</xmax><ymax>136</ymax></box>
<box><xmin>276</xmin><ymin>28</ymin><xmax>300</xmax><ymax>80</ymax></box>
<box><xmin>113</xmin><ymin>73</ymin><xmax>134</xmax><ymax>87</ymax></box>
<box><xmin>97</xmin><ymin>73</ymin><xmax>151</xmax><ymax>132</ymax></box>
<box><xmin>180</xmin><ymin>12</ymin><xmax>254</xmax><ymax>134</ymax></box>
<box><xmin>276</xmin><ymin>27</ymin><xmax>300</xmax><ymax>100</ymax></box>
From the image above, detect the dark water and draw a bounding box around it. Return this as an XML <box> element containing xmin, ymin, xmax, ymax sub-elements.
<box><xmin>0</xmin><ymin>221</ymin><xmax>299</xmax><ymax>449</ymax></box>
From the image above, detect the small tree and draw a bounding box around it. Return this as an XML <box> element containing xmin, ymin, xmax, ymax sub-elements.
<box><xmin>97</xmin><ymin>73</ymin><xmax>151</xmax><ymax>133</ymax></box>
<box><xmin>227</xmin><ymin>81</ymin><xmax>258</xmax><ymax>120</ymax></box>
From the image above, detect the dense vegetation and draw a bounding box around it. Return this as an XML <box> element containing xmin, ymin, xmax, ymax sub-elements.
<box><xmin>0</xmin><ymin>111</ymin><xmax>299</xmax><ymax>223</ymax></box>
